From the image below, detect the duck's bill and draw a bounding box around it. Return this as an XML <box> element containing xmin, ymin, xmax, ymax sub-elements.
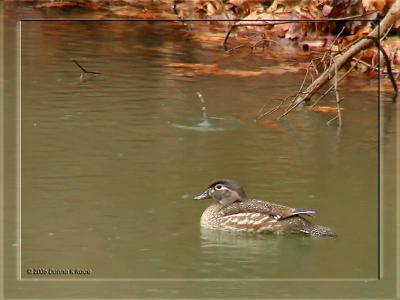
<box><xmin>194</xmin><ymin>189</ymin><xmax>211</xmax><ymax>200</ymax></box>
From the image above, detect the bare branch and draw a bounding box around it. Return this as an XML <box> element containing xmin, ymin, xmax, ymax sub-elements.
<box><xmin>72</xmin><ymin>59</ymin><xmax>102</xmax><ymax>75</ymax></box>
<box><xmin>278</xmin><ymin>1</ymin><xmax>400</xmax><ymax>118</ymax></box>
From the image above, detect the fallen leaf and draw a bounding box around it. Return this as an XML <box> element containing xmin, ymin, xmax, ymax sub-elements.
<box><xmin>191</xmin><ymin>32</ymin><xmax>226</xmax><ymax>44</ymax></box>
<box><xmin>166</xmin><ymin>62</ymin><xmax>220</xmax><ymax>72</ymax></box>
<box><xmin>255</xmin><ymin>119</ymin><xmax>279</xmax><ymax>129</ymax></box>
<box><xmin>362</xmin><ymin>0</ymin><xmax>387</xmax><ymax>13</ymax></box>
<box><xmin>322</xmin><ymin>4</ymin><xmax>333</xmax><ymax>16</ymax></box>
<box><xmin>311</xmin><ymin>106</ymin><xmax>344</xmax><ymax>113</ymax></box>
<box><xmin>77</xmin><ymin>2</ymin><xmax>106</xmax><ymax>10</ymax></box>
<box><xmin>36</xmin><ymin>1</ymin><xmax>76</xmax><ymax>9</ymax></box>
<box><xmin>215</xmin><ymin>69</ymin><xmax>266</xmax><ymax>77</ymax></box>
<box><xmin>110</xmin><ymin>6</ymin><xmax>177</xmax><ymax>19</ymax></box>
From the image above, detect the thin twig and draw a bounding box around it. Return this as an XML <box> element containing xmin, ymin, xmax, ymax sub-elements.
<box><xmin>285</xmin><ymin>57</ymin><xmax>325</xmax><ymax>111</ymax></box>
<box><xmin>326</xmin><ymin>115</ymin><xmax>338</xmax><ymax>126</ymax></box>
<box><xmin>281</xmin><ymin>27</ymin><xmax>399</xmax><ymax>120</ymax></box>
<box><xmin>311</xmin><ymin>62</ymin><xmax>357</xmax><ymax>108</ymax></box>
<box><xmin>251</xmin><ymin>38</ymin><xmax>282</xmax><ymax>50</ymax></box>
<box><xmin>255</xmin><ymin>96</ymin><xmax>295</xmax><ymax>121</ymax></box>
<box><xmin>333</xmin><ymin>61</ymin><xmax>342</xmax><ymax>126</ymax></box>
<box><xmin>381</xmin><ymin>24</ymin><xmax>393</xmax><ymax>41</ymax></box>
<box><xmin>72</xmin><ymin>59</ymin><xmax>102</xmax><ymax>75</ymax></box>
<box><xmin>255</xmin><ymin>103</ymin><xmax>267</xmax><ymax>117</ymax></box>
<box><xmin>255</xmin><ymin>99</ymin><xmax>285</xmax><ymax>121</ymax></box>
<box><xmin>359</xmin><ymin>36</ymin><xmax>398</xmax><ymax>96</ymax></box>
<box><xmin>311</xmin><ymin>58</ymin><xmax>320</xmax><ymax>75</ymax></box>
<box><xmin>225</xmin><ymin>44</ymin><xmax>249</xmax><ymax>53</ymax></box>
<box><xmin>221</xmin><ymin>10</ymin><xmax>377</xmax><ymax>51</ymax></box>
<box><xmin>352</xmin><ymin>57</ymin><xmax>378</xmax><ymax>71</ymax></box>
<box><xmin>222</xmin><ymin>24</ymin><xmax>235</xmax><ymax>51</ymax></box>
<box><xmin>318</xmin><ymin>26</ymin><xmax>345</xmax><ymax>66</ymax></box>
<box><xmin>216</xmin><ymin>0</ymin><xmax>232</xmax><ymax>26</ymax></box>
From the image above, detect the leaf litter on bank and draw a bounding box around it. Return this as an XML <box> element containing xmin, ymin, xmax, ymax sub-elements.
<box><xmin>166</xmin><ymin>61</ymin><xmax>306</xmax><ymax>78</ymax></box>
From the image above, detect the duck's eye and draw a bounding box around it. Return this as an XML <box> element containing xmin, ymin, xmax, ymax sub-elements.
<box><xmin>215</xmin><ymin>184</ymin><xmax>223</xmax><ymax>190</ymax></box>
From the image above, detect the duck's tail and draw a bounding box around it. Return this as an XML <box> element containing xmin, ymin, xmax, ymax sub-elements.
<box><xmin>309</xmin><ymin>224</ymin><xmax>336</xmax><ymax>237</ymax></box>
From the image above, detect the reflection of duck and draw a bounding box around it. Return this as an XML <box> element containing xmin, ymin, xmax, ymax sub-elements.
<box><xmin>200</xmin><ymin>227</ymin><xmax>311</xmax><ymax>258</ymax></box>
<box><xmin>199</xmin><ymin>227</ymin><xmax>319</xmax><ymax>278</ymax></box>
<box><xmin>200</xmin><ymin>227</ymin><xmax>282</xmax><ymax>252</ymax></box>
<box><xmin>194</xmin><ymin>179</ymin><xmax>335</xmax><ymax>237</ymax></box>
<box><xmin>200</xmin><ymin>227</ymin><xmax>282</xmax><ymax>263</ymax></box>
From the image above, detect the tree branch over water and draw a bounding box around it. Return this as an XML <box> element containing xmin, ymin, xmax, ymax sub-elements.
<box><xmin>278</xmin><ymin>0</ymin><xmax>400</xmax><ymax>121</ymax></box>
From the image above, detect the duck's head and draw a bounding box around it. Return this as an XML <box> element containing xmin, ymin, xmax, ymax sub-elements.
<box><xmin>194</xmin><ymin>179</ymin><xmax>247</xmax><ymax>206</ymax></box>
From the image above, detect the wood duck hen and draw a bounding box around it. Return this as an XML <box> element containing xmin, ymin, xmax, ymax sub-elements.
<box><xmin>194</xmin><ymin>179</ymin><xmax>336</xmax><ymax>237</ymax></box>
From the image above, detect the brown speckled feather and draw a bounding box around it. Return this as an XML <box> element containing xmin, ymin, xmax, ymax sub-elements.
<box><xmin>220</xmin><ymin>199</ymin><xmax>315</xmax><ymax>220</ymax></box>
<box><xmin>220</xmin><ymin>212</ymin><xmax>277</xmax><ymax>232</ymax></box>
<box><xmin>196</xmin><ymin>179</ymin><xmax>336</xmax><ymax>236</ymax></box>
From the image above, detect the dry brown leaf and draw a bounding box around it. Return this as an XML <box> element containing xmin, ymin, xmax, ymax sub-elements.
<box><xmin>311</xmin><ymin>106</ymin><xmax>344</xmax><ymax>113</ymax></box>
<box><xmin>110</xmin><ymin>6</ymin><xmax>177</xmax><ymax>19</ymax></box>
<box><xmin>77</xmin><ymin>1</ymin><xmax>106</xmax><ymax>10</ymax></box>
<box><xmin>321</xmin><ymin>4</ymin><xmax>333</xmax><ymax>16</ymax></box>
<box><xmin>362</xmin><ymin>0</ymin><xmax>387</xmax><ymax>12</ymax></box>
<box><xmin>166</xmin><ymin>63</ymin><xmax>220</xmax><ymax>72</ymax></box>
<box><xmin>215</xmin><ymin>69</ymin><xmax>266</xmax><ymax>77</ymax></box>
<box><xmin>343</xmin><ymin>25</ymin><xmax>372</xmax><ymax>45</ymax></box>
<box><xmin>166</xmin><ymin>62</ymin><xmax>267</xmax><ymax>78</ymax></box>
<box><xmin>36</xmin><ymin>1</ymin><xmax>76</xmax><ymax>8</ymax></box>
<box><xmin>191</xmin><ymin>33</ymin><xmax>225</xmax><ymax>44</ymax></box>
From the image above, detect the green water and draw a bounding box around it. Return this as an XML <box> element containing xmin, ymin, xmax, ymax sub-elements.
<box><xmin>4</xmin><ymin>13</ymin><xmax>396</xmax><ymax>298</ymax></box>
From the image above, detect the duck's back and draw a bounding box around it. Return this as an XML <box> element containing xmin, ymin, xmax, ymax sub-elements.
<box><xmin>200</xmin><ymin>200</ymin><xmax>335</xmax><ymax>236</ymax></box>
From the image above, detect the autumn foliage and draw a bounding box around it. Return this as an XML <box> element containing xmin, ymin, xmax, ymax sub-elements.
<box><xmin>7</xmin><ymin>0</ymin><xmax>399</xmax><ymax>78</ymax></box>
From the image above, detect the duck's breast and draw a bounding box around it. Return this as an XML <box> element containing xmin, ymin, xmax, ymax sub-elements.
<box><xmin>200</xmin><ymin>203</ymin><xmax>224</xmax><ymax>229</ymax></box>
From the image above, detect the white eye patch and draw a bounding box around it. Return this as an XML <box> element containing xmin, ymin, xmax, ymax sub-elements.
<box><xmin>214</xmin><ymin>184</ymin><xmax>228</xmax><ymax>191</ymax></box>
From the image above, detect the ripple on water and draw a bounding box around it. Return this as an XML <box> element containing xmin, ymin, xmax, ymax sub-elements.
<box><xmin>170</xmin><ymin>116</ymin><xmax>241</xmax><ymax>132</ymax></box>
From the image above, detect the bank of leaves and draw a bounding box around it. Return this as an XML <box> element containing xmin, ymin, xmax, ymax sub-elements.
<box><xmin>9</xmin><ymin>0</ymin><xmax>400</xmax><ymax>77</ymax></box>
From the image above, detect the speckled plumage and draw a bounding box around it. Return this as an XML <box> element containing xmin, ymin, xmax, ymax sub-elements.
<box><xmin>195</xmin><ymin>179</ymin><xmax>336</xmax><ymax>237</ymax></box>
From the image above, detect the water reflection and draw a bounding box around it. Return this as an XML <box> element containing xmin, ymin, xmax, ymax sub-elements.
<box><xmin>201</xmin><ymin>227</ymin><xmax>284</xmax><ymax>253</ymax></box>
<box><xmin>199</xmin><ymin>228</ymin><xmax>321</xmax><ymax>278</ymax></box>
<box><xmin>200</xmin><ymin>227</ymin><xmax>314</xmax><ymax>255</ymax></box>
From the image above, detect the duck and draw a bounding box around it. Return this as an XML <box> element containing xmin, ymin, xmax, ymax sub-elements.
<box><xmin>194</xmin><ymin>179</ymin><xmax>336</xmax><ymax>237</ymax></box>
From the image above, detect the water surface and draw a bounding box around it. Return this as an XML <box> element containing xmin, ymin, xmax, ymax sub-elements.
<box><xmin>20</xmin><ymin>21</ymin><xmax>381</xmax><ymax>281</ymax></box>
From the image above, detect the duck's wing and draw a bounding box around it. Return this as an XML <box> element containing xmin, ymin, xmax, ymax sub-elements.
<box><xmin>219</xmin><ymin>212</ymin><xmax>278</xmax><ymax>232</ymax></box>
<box><xmin>221</xmin><ymin>199</ymin><xmax>316</xmax><ymax>220</ymax></box>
